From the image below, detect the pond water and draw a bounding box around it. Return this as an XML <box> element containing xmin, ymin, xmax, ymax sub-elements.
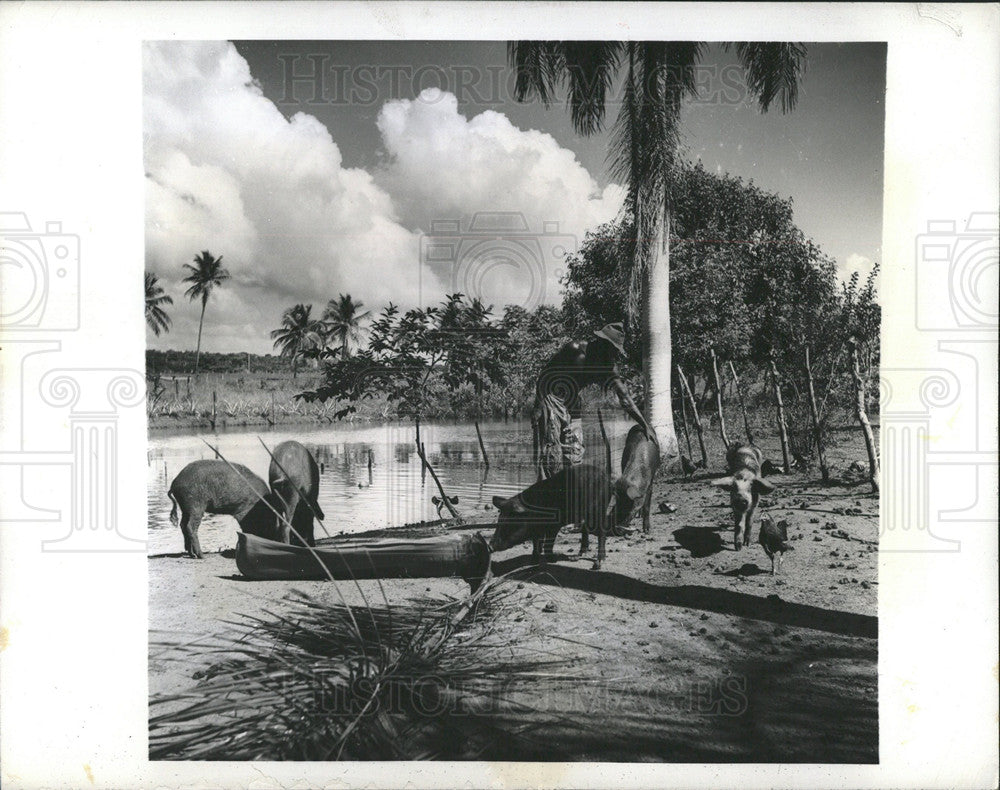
<box><xmin>147</xmin><ymin>417</ymin><xmax>636</xmax><ymax>556</ymax></box>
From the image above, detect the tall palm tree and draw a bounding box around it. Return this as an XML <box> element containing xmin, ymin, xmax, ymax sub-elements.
<box><xmin>508</xmin><ymin>41</ymin><xmax>805</xmax><ymax>456</ymax></box>
<box><xmin>322</xmin><ymin>294</ymin><xmax>371</xmax><ymax>359</ymax></box>
<box><xmin>144</xmin><ymin>271</ymin><xmax>173</xmax><ymax>336</ymax></box>
<box><xmin>271</xmin><ymin>304</ymin><xmax>324</xmax><ymax>378</ymax></box>
<box><xmin>181</xmin><ymin>250</ymin><xmax>230</xmax><ymax>373</ymax></box>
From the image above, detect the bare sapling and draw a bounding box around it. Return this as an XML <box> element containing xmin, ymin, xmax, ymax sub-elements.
<box><xmin>677</xmin><ymin>365</ymin><xmax>709</xmax><ymax>469</ymax></box>
<box><xmin>803</xmin><ymin>345</ymin><xmax>829</xmax><ymax>482</ymax></box>
<box><xmin>728</xmin><ymin>360</ymin><xmax>755</xmax><ymax>446</ymax></box>
<box><xmin>847</xmin><ymin>336</ymin><xmax>879</xmax><ymax>493</ymax></box>
<box><xmin>768</xmin><ymin>351</ymin><xmax>792</xmax><ymax>474</ymax></box>
<box><xmin>709</xmin><ymin>347</ymin><xmax>730</xmax><ymax>450</ymax></box>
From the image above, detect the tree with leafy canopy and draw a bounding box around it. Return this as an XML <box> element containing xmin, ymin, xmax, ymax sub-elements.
<box><xmin>300</xmin><ymin>294</ymin><xmax>503</xmax><ymax>422</ymax></box>
<box><xmin>563</xmin><ymin>162</ymin><xmax>835</xmax><ymax>383</ymax></box>
<box><xmin>271</xmin><ymin>304</ymin><xmax>325</xmax><ymax>378</ymax></box>
<box><xmin>508</xmin><ymin>41</ymin><xmax>806</xmax><ymax>458</ymax></box>
<box><xmin>144</xmin><ymin>271</ymin><xmax>173</xmax><ymax>336</ymax></box>
<box><xmin>181</xmin><ymin>250</ymin><xmax>230</xmax><ymax>373</ymax></box>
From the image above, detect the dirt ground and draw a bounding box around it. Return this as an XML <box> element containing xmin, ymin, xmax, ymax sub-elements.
<box><xmin>149</xmin><ymin>430</ymin><xmax>878</xmax><ymax>762</ymax></box>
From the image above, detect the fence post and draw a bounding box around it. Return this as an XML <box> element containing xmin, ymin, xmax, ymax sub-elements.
<box><xmin>847</xmin><ymin>337</ymin><xmax>879</xmax><ymax>493</ymax></box>
<box><xmin>768</xmin><ymin>351</ymin><xmax>792</xmax><ymax>474</ymax></box>
<box><xmin>709</xmin><ymin>347</ymin><xmax>730</xmax><ymax>450</ymax></box>
<box><xmin>804</xmin><ymin>346</ymin><xmax>829</xmax><ymax>482</ymax></box>
<box><xmin>677</xmin><ymin>365</ymin><xmax>709</xmax><ymax>469</ymax></box>
<box><xmin>728</xmin><ymin>360</ymin><xmax>755</xmax><ymax>446</ymax></box>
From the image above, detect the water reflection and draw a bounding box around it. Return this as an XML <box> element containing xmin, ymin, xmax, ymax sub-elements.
<box><xmin>147</xmin><ymin>417</ymin><xmax>633</xmax><ymax>556</ymax></box>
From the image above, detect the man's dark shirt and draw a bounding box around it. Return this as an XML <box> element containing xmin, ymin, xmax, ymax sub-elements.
<box><xmin>536</xmin><ymin>340</ymin><xmax>618</xmax><ymax>419</ymax></box>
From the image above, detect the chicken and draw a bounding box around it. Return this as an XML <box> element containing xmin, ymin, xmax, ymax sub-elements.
<box><xmin>758</xmin><ymin>515</ymin><xmax>793</xmax><ymax>574</ymax></box>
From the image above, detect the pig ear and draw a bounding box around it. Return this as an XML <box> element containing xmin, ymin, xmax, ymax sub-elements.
<box><xmin>753</xmin><ymin>477</ymin><xmax>776</xmax><ymax>494</ymax></box>
<box><xmin>710</xmin><ymin>476</ymin><xmax>735</xmax><ymax>489</ymax></box>
<box><xmin>491</xmin><ymin>495</ymin><xmax>508</xmax><ymax>509</ymax></box>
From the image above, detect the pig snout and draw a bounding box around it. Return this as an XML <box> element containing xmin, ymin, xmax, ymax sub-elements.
<box><xmin>731</xmin><ymin>494</ymin><xmax>752</xmax><ymax>514</ymax></box>
<box><xmin>489</xmin><ymin>521</ymin><xmax>527</xmax><ymax>552</ymax></box>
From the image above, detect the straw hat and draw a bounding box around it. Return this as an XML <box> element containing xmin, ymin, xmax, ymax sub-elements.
<box><xmin>593</xmin><ymin>322</ymin><xmax>625</xmax><ymax>355</ymax></box>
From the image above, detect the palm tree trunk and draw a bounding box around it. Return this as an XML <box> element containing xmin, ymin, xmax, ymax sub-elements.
<box><xmin>643</xmin><ymin>206</ymin><xmax>679</xmax><ymax>459</ymax></box>
<box><xmin>342</xmin><ymin>334</ymin><xmax>349</xmax><ymax>359</ymax></box>
<box><xmin>195</xmin><ymin>298</ymin><xmax>207</xmax><ymax>374</ymax></box>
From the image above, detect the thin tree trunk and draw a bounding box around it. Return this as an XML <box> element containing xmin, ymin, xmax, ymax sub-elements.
<box><xmin>818</xmin><ymin>343</ymin><xmax>846</xmax><ymax>420</ymax></box>
<box><xmin>677</xmin><ymin>387</ymin><xmax>694</xmax><ymax>463</ymax></box>
<box><xmin>418</xmin><ymin>442</ymin><xmax>460</xmax><ymax>519</ymax></box>
<box><xmin>709</xmin><ymin>347</ymin><xmax>730</xmax><ymax>450</ymax></box>
<box><xmin>597</xmin><ymin>408</ymin><xmax>613</xmax><ymax>477</ymax></box>
<box><xmin>474</xmin><ymin>420</ymin><xmax>490</xmax><ymax>468</ymax></box>
<box><xmin>194</xmin><ymin>298</ymin><xmax>207</xmax><ymax>373</ymax></box>
<box><xmin>848</xmin><ymin>338</ymin><xmax>879</xmax><ymax>493</ymax></box>
<box><xmin>677</xmin><ymin>365</ymin><xmax>708</xmax><ymax>469</ymax></box>
<box><xmin>643</xmin><ymin>205</ymin><xmax>679</xmax><ymax>459</ymax></box>
<box><xmin>804</xmin><ymin>346</ymin><xmax>829</xmax><ymax>482</ymax></box>
<box><xmin>768</xmin><ymin>352</ymin><xmax>792</xmax><ymax>474</ymax></box>
<box><xmin>728</xmin><ymin>361</ymin><xmax>755</xmax><ymax>446</ymax></box>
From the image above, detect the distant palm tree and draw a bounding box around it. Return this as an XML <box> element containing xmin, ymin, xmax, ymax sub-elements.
<box><xmin>508</xmin><ymin>41</ymin><xmax>805</xmax><ymax>455</ymax></box>
<box><xmin>271</xmin><ymin>304</ymin><xmax>324</xmax><ymax>378</ymax></box>
<box><xmin>144</xmin><ymin>271</ymin><xmax>173</xmax><ymax>336</ymax></box>
<box><xmin>181</xmin><ymin>250</ymin><xmax>230</xmax><ymax>373</ymax></box>
<box><xmin>322</xmin><ymin>294</ymin><xmax>371</xmax><ymax>359</ymax></box>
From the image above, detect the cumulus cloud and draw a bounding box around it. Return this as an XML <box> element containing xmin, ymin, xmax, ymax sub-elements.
<box><xmin>144</xmin><ymin>45</ymin><xmax>622</xmax><ymax>353</ymax></box>
<box><xmin>377</xmin><ymin>88</ymin><xmax>624</xmax><ymax>309</ymax></box>
<box><xmin>144</xmin><ymin>41</ymin><xmax>424</xmax><ymax>353</ymax></box>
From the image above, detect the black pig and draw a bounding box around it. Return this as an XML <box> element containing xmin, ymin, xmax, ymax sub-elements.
<box><xmin>490</xmin><ymin>464</ymin><xmax>614</xmax><ymax>570</ymax></box>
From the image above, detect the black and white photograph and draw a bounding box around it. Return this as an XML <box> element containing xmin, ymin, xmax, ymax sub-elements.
<box><xmin>145</xmin><ymin>38</ymin><xmax>884</xmax><ymax>762</ymax></box>
<box><xmin>0</xmin><ymin>3</ymin><xmax>997</xmax><ymax>788</ymax></box>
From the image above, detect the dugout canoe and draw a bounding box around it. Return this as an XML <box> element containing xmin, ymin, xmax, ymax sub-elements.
<box><xmin>236</xmin><ymin>531</ymin><xmax>492</xmax><ymax>591</ymax></box>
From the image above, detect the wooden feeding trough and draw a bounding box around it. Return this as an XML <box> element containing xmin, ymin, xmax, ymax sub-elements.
<box><xmin>236</xmin><ymin>531</ymin><xmax>492</xmax><ymax>592</ymax></box>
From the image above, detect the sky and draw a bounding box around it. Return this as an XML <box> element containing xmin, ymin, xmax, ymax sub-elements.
<box><xmin>144</xmin><ymin>40</ymin><xmax>886</xmax><ymax>354</ymax></box>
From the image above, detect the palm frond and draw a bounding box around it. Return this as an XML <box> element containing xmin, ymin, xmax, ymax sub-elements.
<box><xmin>144</xmin><ymin>271</ymin><xmax>174</xmax><ymax>335</ymax></box>
<box><xmin>561</xmin><ymin>41</ymin><xmax>624</xmax><ymax>135</ymax></box>
<box><xmin>729</xmin><ymin>42</ymin><xmax>807</xmax><ymax>113</ymax></box>
<box><xmin>507</xmin><ymin>41</ymin><xmax>563</xmax><ymax>106</ymax></box>
<box><xmin>149</xmin><ymin>581</ymin><xmax>600</xmax><ymax>761</ymax></box>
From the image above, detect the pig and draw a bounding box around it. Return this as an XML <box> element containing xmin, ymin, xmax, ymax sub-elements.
<box><xmin>268</xmin><ymin>440</ymin><xmax>324</xmax><ymax>547</ymax></box>
<box><xmin>168</xmin><ymin>460</ymin><xmax>279</xmax><ymax>558</ymax></box>
<box><xmin>710</xmin><ymin>443</ymin><xmax>777</xmax><ymax>551</ymax></box>
<box><xmin>608</xmin><ymin>424</ymin><xmax>660</xmax><ymax>534</ymax></box>
<box><xmin>490</xmin><ymin>464</ymin><xmax>614</xmax><ymax>570</ymax></box>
